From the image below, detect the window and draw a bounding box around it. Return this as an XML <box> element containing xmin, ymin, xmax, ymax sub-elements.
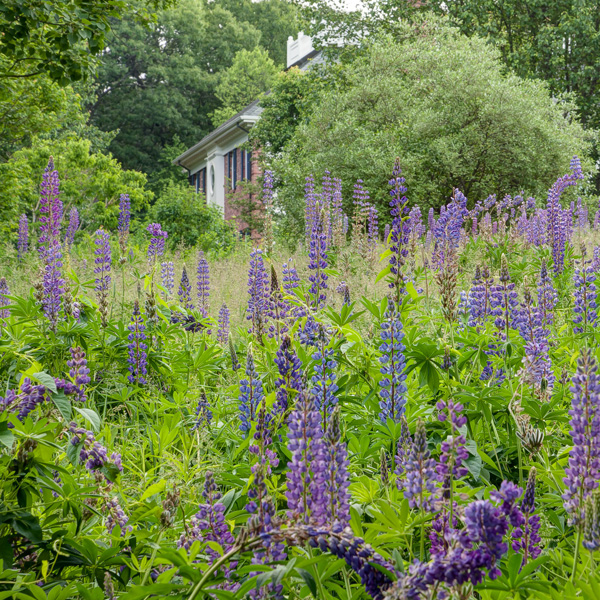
<box><xmin>246</xmin><ymin>151</ymin><xmax>252</xmax><ymax>181</ymax></box>
<box><xmin>232</xmin><ymin>148</ymin><xmax>237</xmax><ymax>189</ymax></box>
<box><xmin>227</xmin><ymin>152</ymin><xmax>232</xmax><ymax>183</ymax></box>
<box><xmin>241</xmin><ymin>149</ymin><xmax>245</xmax><ymax>181</ymax></box>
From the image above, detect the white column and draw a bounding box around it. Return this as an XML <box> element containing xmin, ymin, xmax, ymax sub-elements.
<box><xmin>207</xmin><ymin>149</ymin><xmax>225</xmax><ymax>213</ymax></box>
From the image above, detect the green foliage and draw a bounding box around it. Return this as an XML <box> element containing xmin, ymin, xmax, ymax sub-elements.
<box><xmin>88</xmin><ymin>0</ymin><xmax>261</xmax><ymax>174</ymax></box>
<box><xmin>0</xmin><ymin>68</ymin><xmax>84</xmax><ymax>160</ymax></box>
<box><xmin>151</xmin><ymin>182</ymin><xmax>236</xmax><ymax>252</ymax></box>
<box><xmin>249</xmin><ymin>66</ymin><xmax>329</xmax><ymax>157</ymax></box>
<box><xmin>217</xmin><ymin>0</ymin><xmax>300</xmax><ymax>67</ymax></box>
<box><xmin>0</xmin><ymin>0</ymin><xmax>170</xmax><ymax>84</ymax></box>
<box><xmin>0</xmin><ymin>137</ymin><xmax>151</xmax><ymax>234</ymax></box>
<box><xmin>210</xmin><ymin>47</ymin><xmax>279</xmax><ymax>127</ymax></box>
<box><xmin>273</xmin><ymin>19</ymin><xmax>592</xmax><ymax>236</ymax></box>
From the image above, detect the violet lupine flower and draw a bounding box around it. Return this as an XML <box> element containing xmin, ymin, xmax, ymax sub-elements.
<box><xmin>267</xmin><ymin>265</ymin><xmax>291</xmax><ymax>340</ymax></box>
<box><xmin>322</xmin><ymin>408</ymin><xmax>351</xmax><ymax>531</ymax></box>
<box><xmin>64</xmin><ymin>207</ymin><xmax>79</xmax><ymax>249</ymax></box>
<box><xmin>515</xmin><ymin>288</ymin><xmax>542</xmax><ymax>343</ymax></box>
<box><xmin>17</xmin><ymin>214</ymin><xmax>28</xmax><ymax>261</ymax></box>
<box><xmin>192</xmin><ymin>391</ymin><xmax>212</xmax><ymax>430</ymax></box>
<box><xmin>56</xmin><ymin>346</ymin><xmax>91</xmax><ymax>402</ymax></box>
<box><xmin>197</xmin><ymin>250</ymin><xmax>210</xmax><ymax>317</ymax></box>
<box><xmin>436</xmin><ymin>399</ymin><xmax>469</xmax><ymax>499</ymax></box>
<box><xmin>593</xmin><ymin>246</ymin><xmax>600</xmax><ymax>272</ymax></box>
<box><xmin>396</xmin><ymin>419</ymin><xmax>438</xmax><ymax>511</ymax></box>
<box><xmin>127</xmin><ymin>300</ymin><xmax>148</xmax><ymax>385</ymax></box>
<box><xmin>547</xmin><ymin>156</ymin><xmax>584</xmax><ymax>276</ymax></box>
<box><xmin>563</xmin><ymin>350</ymin><xmax>600</xmax><ymax>523</ymax></box>
<box><xmin>432</xmin><ymin>189</ymin><xmax>468</xmax><ymax>269</ymax></box>
<box><xmin>573</xmin><ymin>246</ymin><xmax>597</xmax><ymax>334</ymax></box>
<box><xmin>146</xmin><ymin>222</ymin><xmax>168</xmax><ymax>265</ymax></box>
<box><xmin>388</xmin><ymin>158</ymin><xmax>410</xmax><ymax>301</ymax></box>
<box><xmin>160</xmin><ymin>261</ymin><xmax>174</xmax><ymax>298</ymax></box>
<box><xmin>41</xmin><ymin>243</ymin><xmax>64</xmax><ymax>331</ymax></box>
<box><xmin>468</xmin><ymin>265</ymin><xmax>494</xmax><ymax>328</ymax></box>
<box><xmin>575</xmin><ymin>197</ymin><xmax>588</xmax><ymax>229</ymax></box>
<box><xmin>39</xmin><ymin>157</ymin><xmax>63</xmax><ymax>257</ymax></box>
<box><xmin>512</xmin><ymin>468</ymin><xmax>542</xmax><ymax>564</ymax></box>
<box><xmin>286</xmin><ymin>390</ymin><xmax>327</xmax><ymax>524</ymax></box>
<box><xmin>217</xmin><ymin>303</ymin><xmax>230</xmax><ymax>345</ymax></box>
<box><xmin>428</xmin><ymin>207</ymin><xmax>435</xmax><ymax>232</ymax></box>
<box><xmin>304</xmin><ymin>175</ymin><xmax>318</xmax><ymax>244</ymax></box>
<box><xmin>246</xmin><ymin>249</ymin><xmax>270</xmax><ymax>336</ymax></box>
<box><xmin>118</xmin><ymin>193</ymin><xmax>131</xmax><ymax>255</ymax></box>
<box><xmin>383</xmin><ymin>223</ymin><xmax>390</xmax><ymax>244</ymax></box>
<box><xmin>179</xmin><ymin>472</ymin><xmax>236</xmax><ymax>565</ymax></box>
<box><xmin>69</xmin><ymin>422</ymin><xmax>123</xmax><ymax>475</ymax></box>
<box><xmin>0</xmin><ymin>277</ymin><xmax>10</xmax><ymax>326</ymax></box>
<box><xmin>177</xmin><ymin>266</ymin><xmax>194</xmax><ymax>310</ymax></box>
<box><xmin>311</xmin><ymin>325</ymin><xmax>338</xmax><ymax>422</ymax></box>
<box><xmin>94</xmin><ymin>229</ymin><xmax>112</xmax><ymax>326</ymax></box>
<box><xmin>282</xmin><ymin>259</ymin><xmax>300</xmax><ymax>292</ymax></box>
<box><xmin>331</xmin><ymin>176</ymin><xmax>345</xmax><ymax>246</ymax></box>
<box><xmin>274</xmin><ymin>335</ymin><xmax>302</xmax><ymax>415</ymax></box>
<box><xmin>537</xmin><ymin>260</ymin><xmax>557</xmax><ymax>334</ymax></box>
<box><xmin>239</xmin><ymin>350</ymin><xmax>264</xmax><ymax>434</ymax></box>
<box><xmin>378</xmin><ymin>303</ymin><xmax>407</xmax><ymax>423</ymax></box>
<box><xmin>490</xmin><ymin>255</ymin><xmax>519</xmax><ymax>338</ymax></box>
<box><xmin>308</xmin><ymin>210</ymin><xmax>328</xmax><ymax>309</ymax></box>
<box><xmin>15</xmin><ymin>378</ymin><xmax>47</xmax><ymax>421</ymax></box>
<box><xmin>408</xmin><ymin>205</ymin><xmax>424</xmax><ymax>238</ymax></box>
<box><xmin>105</xmin><ymin>497</ymin><xmax>131</xmax><ymax>535</ymax></box>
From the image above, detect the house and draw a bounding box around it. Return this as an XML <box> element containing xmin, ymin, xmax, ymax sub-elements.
<box><xmin>173</xmin><ymin>32</ymin><xmax>321</xmax><ymax>226</ymax></box>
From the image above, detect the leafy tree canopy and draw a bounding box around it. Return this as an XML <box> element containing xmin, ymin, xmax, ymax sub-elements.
<box><xmin>0</xmin><ymin>0</ymin><xmax>171</xmax><ymax>84</ymax></box>
<box><xmin>88</xmin><ymin>0</ymin><xmax>261</xmax><ymax>174</ymax></box>
<box><xmin>272</xmin><ymin>18</ymin><xmax>593</xmax><ymax>238</ymax></box>
<box><xmin>210</xmin><ymin>47</ymin><xmax>279</xmax><ymax>127</ymax></box>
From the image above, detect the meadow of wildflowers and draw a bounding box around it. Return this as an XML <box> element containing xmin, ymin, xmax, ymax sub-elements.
<box><xmin>1</xmin><ymin>156</ymin><xmax>600</xmax><ymax>600</ymax></box>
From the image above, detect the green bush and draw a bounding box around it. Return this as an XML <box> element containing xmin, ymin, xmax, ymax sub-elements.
<box><xmin>151</xmin><ymin>182</ymin><xmax>236</xmax><ymax>252</ymax></box>
<box><xmin>273</xmin><ymin>18</ymin><xmax>594</xmax><ymax>237</ymax></box>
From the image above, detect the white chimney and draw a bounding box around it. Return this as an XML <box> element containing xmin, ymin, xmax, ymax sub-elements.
<box><xmin>286</xmin><ymin>31</ymin><xmax>315</xmax><ymax>68</ymax></box>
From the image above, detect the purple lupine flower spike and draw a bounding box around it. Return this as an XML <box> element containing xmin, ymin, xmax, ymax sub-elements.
<box><xmin>573</xmin><ymin>244</ymin><xmax>598</xmax><ymax>334</ymax></box>
<box><xmin>146</xmin><ymin>222</ymin><xmax>168</xmax><ymax>265</ymax></box>
<box><xmin>378</xmin><ymin>302</ymin><xmax>407</xmax><ymax>422</ymax></box>
<box><xmin>93</xmin><ymin>229</ymin><xmax>112</xmax><ymax>326</ymax></box>
<box><xmin>217</xmin><ymin>303</ymin><xmax>230</xmax><ymax>345</ymax></box>
<box><xmin>246</xmin><ymin>249</ymin><xmax>269</xmax><ymax>337</ymax></box>
<box><xmin>311</xmin><ymin>324</ymin><xmax>338</xmax><ymax>423</ymax></box>
<box><xmin>563</xmin><ymin>349</ymin><xmax>600</xmax><ymax>523</ymax></box>
<box><xmin>583</xmin><ymin>492</ymin><xmax>600</xmax><ymax>551</ymax></box>
<box><xmin>512</xmin><ymin>468</ymin><xmax>542</xmax><ymax>564</ymax></box>
<box><xmin>39</xmin><ymin>157</ymin><xmax>63</xmax><ymax>257</ymax></box>
<box><xmin>160</xmin><ymin>261</ymin><xmax>174</xmax><ymax>298</ymax></box>
<box><xmin>127</xmin><ymin>300</ymin><xmax>148</xmax><ymax>385</ymax></box>
<box><xmin>537</xmin><ymin>259</ymin><xmax>557</xmax><ymax>334</ymax></box>
<box><xmin>41</xmin><ymin>242</ymin><xmax>64</xmax><ymax>330</ymax></box>
<box><xmin>238</xmin><ymin>350</ymin><xmax>264</xmax><ymax>434</ymax></box>
<box><xmin>436</xmin><ymin>399</ymin><xmax>469</xmax><ymax>499</ymax></box>
<box><xmin>56</xmin><ymin>346</ymin><xmax>91</xmax><ymax>402</ymax></box>
<box><xmin>197</xmin><ymin>250</ymin><xmax>210</xmax><ymax>317</ymax></box>
<box><xmin>490</xmin><ymin>255</ymin><xmax>519</xmax><ymax>339</ymax></box>
<box><xmin>17</xmin><ymin>214</ymin><xmax>28</xmax><ymax>261</ymax></box>
<box><xmin>304</xmin><ymin>175</ymin><xmax>318</xmax><ymax>245</ymax></box>
<box><xmin>322</xmin><ymin>408</ymin><xmax>351</xmax><ymax>530</ymax></box>
<box><xmin>0</xmin><ymin>277</ymin><xmax>10</xmax><ymax>327</ymax></box>
<box><xmin>105</xmin><ymin>497</ymin><xmax>131</xmax><ymax>535</ymax></box>
<box><xmin>285</xmin><ymin>389</ymin><xmax>327</xmax><ymax>524</ymax></box>
<box><xmin>64</xmin><ymin>207</ymin><xmax>79</xmax><ymax>249</ymax></box>
<box><xmin>396</xmin><ymin>419</ymin><xmax>438</xmax><ymax>511</ymax></box>
<box><xmin>118</xmin><ymin>193</ymin><xmax>131</xmax><ymax>256</ymax></box>
<box><xmin>177</xmin><ymin>267</ymin><xmax>194</xmax><ymax>310</ymax></box>
<box><xmin>192</xmin><ymin>390</ymin><xmax>212</xmax><ymax>430</ymax></box>
<box><xmin>69</xmin><ymin>422</ymin><xmax>122</xmax><ymax>477</ymax></box>
<box><xmin>388</xmin><ymin>158</ymin><xmax>410</xmax><ymax>302</ymax></box>
<box><xmin>274</xmin><ymin>335</ymin><xmax>302</xmax><ymax>415</ymax></box>
<box><xmin>308</xmin><ymin>209</ymin><xmax>328</xmax><ymax>309</ymax></box>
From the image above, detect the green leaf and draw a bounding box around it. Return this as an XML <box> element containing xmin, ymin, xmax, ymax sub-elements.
<box><xmin>11</xmin><ymin>512</ymin><xmax>42</xmax><ymax>543</ymax></box>
<box><xmin>0</xmin><ymin>421</ymin><xmax>14</xmax><ymax>448</ymax></box>
<box><xmin>139</xmin><ymin>480</ymin><xmax>166</xmax><ymax>502</ymax></box>
<box><xmin>51</xmin><ymin>390</ymin><xmax>72</xmax><ymax>420</ymax></box>
<box><xmin>32</xmin><ymin>371</ymin><xmax>57</xmax><ymax>394</ymax></box>
<box><xmin>73</xmin><ymin>407</ymin><xmax>101</xmax><ymax>432</ymax></box>
<box><xmin>296</xmin><ymin>568</ymin><xmax>318</xmax><ymax>598</ymax></box>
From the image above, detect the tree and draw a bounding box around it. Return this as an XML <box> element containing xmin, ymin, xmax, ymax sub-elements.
<box><xmin>272</xmin><ymin>19</ymin><xmax>592</xmax><ymax>238</ymax></box>
<box><xmin>248</xmin><ymin>66</ymin><xmax>329</xmax><ymax>157</ymax></box>
<box><xmin>0</xmin><ymin>0</ymin><xmax>169</xmax><ymax>84</ymax></box>
<box><xmin>217</xmin><ymin>0</ymin><xmax>300</xmax><ymax>67</ymax></box>
<box><xmin>0</xmin><ymin>136</ymin><xmax>152</xmax><ymax>236</ymax></box>
<box><xmin>210</xmin><ymin>47</ymin><xmax>279</xmax><ymax>127</ymax></box>
<box><xmin>88</xmin><ymin>0</ymin><xmax>260</xmax><ymax>174</ymax></box>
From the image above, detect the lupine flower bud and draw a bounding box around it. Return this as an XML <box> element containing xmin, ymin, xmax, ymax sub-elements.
<box><xmin>17</xmin><ymin>214</ymin><xmax>28</xmax><ymax>261</ymax></box>
<box><xmin>127</xmin><ymin>300</ymin><xmax>148</xmax><ymax>385</ymax></box>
